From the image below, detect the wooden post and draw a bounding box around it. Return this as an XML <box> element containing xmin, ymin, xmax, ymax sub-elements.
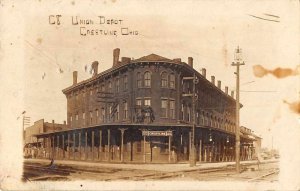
<box><xmin>62</xmin><ymin>134</ymin><xmax>65</xmax><ymax>159</ymax></box>
<box><xmin>189</xmin><ymin>132</ymin><xmax>192</xmax><ymax>158</ymax></box>
<box><xmin>209</xmin><ymin>146</ymin><xmax>212</xmax><ymax>162</ymax></box>
<box><xmin>168</xmin><ymin>135</ymin><xmax>171</xmax><ymax>163</ymax></box>
<box><xmin>143</xmin><ymin>135</ymin><xmax>146</xmax><ymax>163</ymax></box>
<box><xmin>218</xmin><ymin>143</ymin><xmax>221</xmax><ymax>162</ymax></box>
<box><xmin>107</xmin><ymin>129</ymin><xmax>110</xmax><ymax>162</ymax></box>
<box><xmin>119</xmin><ymin>128</ymin><xmax>127</xmax><ymax>163</ymax></box>
<box><xmin>57</xmin><ymin>135</ymin><xmax>59</xmax><ymax>159</ymax></box>
<box><xmin>92</xmin><ymin>131</ymin><xmax>95</xmax><ymax>161</ymax></box>
<box><xmin>199</xmin><ymin>139</ymin><xmax>202</xmax><ymax>162</ymax></box>
<box><xmin>47</xmin><ymin>137</ymin><xmax>50</xmax><ymax>159</ymax></box>
<box><xmin>85</xmin><ymin>131</ymin><xmax>88</xmax><ymax>160</ymax></box>
<box><xmin>36</xmin><ymin>137</ymin><xmax>39</xmax><ymax>158</ymax></box>
<box><xmin>73</xmin><ymin>133</ymin><xmax>75</xmax><ymax>160</ymax></box>
<box><xmin>79</xmin><ymin>132</ymin><xmax>81</xmax><ymax>160</ymax></box>
<box><xmin>67</xmin><ymin>133</ymin><xmax>70</xmax><ymax>159</ymax></box>
<box><xmin>204</xmin><ymin>146</ymin><xmax>207</xmax><ymax>162</ymax></box>
<box><xmin>99</xmin><ymin>130</ymin><xmax>102</xmax><ymax>161</ymax></box>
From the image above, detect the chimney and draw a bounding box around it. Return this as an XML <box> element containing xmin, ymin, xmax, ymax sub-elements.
<box><xmin>211</xmin><ymin>76</ymin><xmax>215</xmax><ymax>85</ymax></box>
<box><xmin>188</xmin><ymin>57</ymin><xmax>193</xmax><ymax>67</ymax></box>
<box><xmin>63</xmin><ymin>120</ymin><xmax>66</xmax><ymax>125</ymax></box>
<box><xmin>225</xmin><ymin>86</ymin><xmax>228</xmax><ymax>94</ymax></box>
<box><xmin>92</xmin><ymin>61</ymin><xmax>99</xmax><ymax>75</ymax></box>
<box><xmin>113</xmin><ymin>48</ymin><xmax>120</xmax><ymax>66</ymax></box>
<box><xmin>231</xmin><ymin>90</ymin><xmax>235</xmax><ymax>97</ymax></box>
<box><xmin>73</xmin><ymin>71</ymin><xmax>78</xmax><ymax>85</ymax></box>
<box><xmin>201</xmin><ymin>68</ymin><xmax>206</xmax><ymax>78</ymax></box>
<box><xmin>217</xmin><ymin>80</ymin><xmax>221</xmax><ymax>89</ymax></box>
<box><xmin>52</xmin><ymin>120</ymin><xmax>55</xmax><ymax>132</ymax></box>
<box><xmin>173</xmin><ymin>58</ymin><xmax>181</xmax><ymax>62</ymax></box>
<box><xmin>121</xmin><ymin>57</ymin><xmax>131</xmax><ymax>65</ymax></box>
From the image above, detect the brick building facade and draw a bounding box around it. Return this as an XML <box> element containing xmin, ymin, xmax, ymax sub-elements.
<box><xmin>33</xmin><ymin>48</ymin><xmax>260</xmax><ymax>163</ymax></box>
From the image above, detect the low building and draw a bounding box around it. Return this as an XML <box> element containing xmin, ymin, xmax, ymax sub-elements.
<box><xmin>24</xmin><ymin>119</ymin><xmax>67</xmax><ymax>158</ymax></box>
<box><xmin>32</xmin><ymin>48</ymin><xmax>261</xmax><ymax>163</ymax></box>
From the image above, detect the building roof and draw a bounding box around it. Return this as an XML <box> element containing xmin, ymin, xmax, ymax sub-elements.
<box><xmin>133</xmin><ymin>54</ymin><xmax>173</xmax><ymax>63</ymax></box>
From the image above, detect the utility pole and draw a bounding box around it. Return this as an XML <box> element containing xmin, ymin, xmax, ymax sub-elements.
<box><xmin>231</xmin><ymin>46</ymin><xmax>245</xmax><ymax>173</ymax></box>
<box><xmin>183</xmin><ymin>73</ymin><xmax>198</xmax><ymax>167</ymax></box>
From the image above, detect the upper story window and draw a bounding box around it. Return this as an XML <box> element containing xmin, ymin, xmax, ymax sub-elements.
<box><xmin>101</xmin><ymin>108</ymin><xmax>105</xmax><ymax>122</ymax></box>
<box><xmin>116</xmin><ymin>105</ymin><xmax>119</xmax><ymax>120</ymax></box>
<box><xmin>90</xmin><ymin>89</ymin><xmax>93</xmax><ymax>96</ymax></box>
<box><xmin>169</xmin><ymin>100</ymin><xmax>175</xmax><ymax>119</ymax></box>
<box><xmin>116</xmin><ymin>78</ymin><xmax>120</xmax><ymax>92</ymax></box>
<box><xmin>95</xmin><ymin>109</ymin><xmax>99</xmax><ymax>123</ymax></box>
<box><xmin>108</xmin><ymin>81</ymin><xmax>112</xmax><ymax>92</ymax></box>
<box><xmin>75</xmin><ymin>113</ymin><xmax>79</xmax><ymax>121</ymax></box>
<box><xmin>161</xmin><ymin>99</ymin><xmax>168</xmax><ymax>118</ymax></box>
<box><xmin>136</xmin><ymin>98</ymin><xmax>142</xmax><ymax>114</ymax></box>
<box><xmin>161</xmin><ymin>72</ymin><xmax>168</xmax><ymax>87</ymax></box>
<box><xmin>144</xmin><ymin>72</ymin><xmax>151</xmax><ymax>87</ymax></box>
<box><xmin>109</xmin><ymin>105</ymin><xmax>112</xmax><ymax>120</ymax></box>
<box><xmin>187</xmin><ymin>106</ymin><xmax>191</xmax><ymax>122</ymax></box>
<box><xmin>137</xmin><ymin>72</ymin><xmax>142</xmax><ymax>88</ymax></box>
<box><xmin>124</xmin><ymin>101</ymin><xmax>128</xmax><ymax>119</ymax></box>
<box><xmin>169</xmin><ymin>73</ymin><xmax>175</xmax><ymax>88</ymax></box>
<box><xmin>144</xmin><ymin>98</ymin><xmax>151</xmax><ymax>106</ymax></box>
<box><xmin>124</xmin><ymin>75</ymin><xmax>128</xmax><ymax>90</ymax></box>
<box><xmin>90</xmin><ymin>111</ymin><xmax>93</xmax><ymax>124</ymax></box>
<box><xmin>101</xmin><ymin>84</ymin><xmax>105</xmax><ymax>92</ymax></box>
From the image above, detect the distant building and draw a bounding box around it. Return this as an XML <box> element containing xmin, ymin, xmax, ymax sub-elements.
<box><xmin>32</xmin><ymin>48</ymin><xmax>261</xmax><ymax>163</ymax></box>
<box><xmin>24</xmin><ymin>119</ymin><xmax>67</xmax><ymax>158</ymax></box>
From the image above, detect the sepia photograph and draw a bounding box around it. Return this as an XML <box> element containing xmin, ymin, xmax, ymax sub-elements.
<box><xmin>0</xmin><ymin>0</ymin><xmax>299</xmax><ymax>190</ymax></box>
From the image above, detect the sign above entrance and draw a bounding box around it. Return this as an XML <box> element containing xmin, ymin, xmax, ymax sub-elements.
<box><xmin>142</xmin><ymin>130</ymin><xmax>173</xmax><ymax>137</ymax></box>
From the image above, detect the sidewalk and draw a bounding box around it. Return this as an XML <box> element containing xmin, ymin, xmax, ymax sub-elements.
<box><xmin>24</xmin><ymin>158</ymin><xmax>278</xmax><ymax>172</ymax></box>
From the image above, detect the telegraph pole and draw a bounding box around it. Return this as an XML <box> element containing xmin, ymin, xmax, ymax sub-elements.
<box><xmin>190</xmin><ymin>73</ymin><xmax>197</xmax><ymax>167</ymax></box>
<box><xmin>183</xmin><ymin>73</ymin><xmax>198</xmax><ymax>167</ymax></box>
<box><xmin>231</xmin><ymin>46</ymin><xmax>245</xmax><ymax>173</ymax></box>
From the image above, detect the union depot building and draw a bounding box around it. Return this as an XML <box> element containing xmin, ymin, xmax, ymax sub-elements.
<box><xmin>30</xmin><ymin>48</ymin><xmax>261</xmax><ymax>163</ymax></box>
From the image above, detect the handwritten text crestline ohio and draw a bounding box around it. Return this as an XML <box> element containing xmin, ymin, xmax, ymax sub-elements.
<box><xmin>48</xmin><ymin>15</ymin><xmax>139</xmax><ymax>36</ymax></box>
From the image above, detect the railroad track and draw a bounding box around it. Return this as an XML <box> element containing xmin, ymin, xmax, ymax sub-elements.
<box><xmin>247</xmin><ymin>168</ymin><xmax>279</xmax><ymax>182</ymax></box>
<box><xmin>110</xmin><ymin>166</ymin><xmax>235</xmax><ymax>181</ymax></box>
<box><xmin>23</xmin><ymin>163</ymin><xmax>232</xmax><ymax>181</ymax></box>
<box><xmin>23</xmin><ymin>162</ymin><xmax>278</xmax><ymax>181</ymax></box>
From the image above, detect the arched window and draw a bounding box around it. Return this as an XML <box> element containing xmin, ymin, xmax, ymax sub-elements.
<box><xmin>137</xmin><ymin>72</ymin><xmax>142</xmax><ymax>87</ymax></box>
<box><xmin>161</xmin><ymin>72</ymin><xmax>168</xmax><ymax>87</ymax></box>
<box><xmin>144</xmin><ymin>71</ymin><xmax>151</xmax><ymax>87</ymax></box>
<box><xmin>169</xmin><ymin>73</ymin><xmax>175</xmax><ymax>88</ymax></box>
